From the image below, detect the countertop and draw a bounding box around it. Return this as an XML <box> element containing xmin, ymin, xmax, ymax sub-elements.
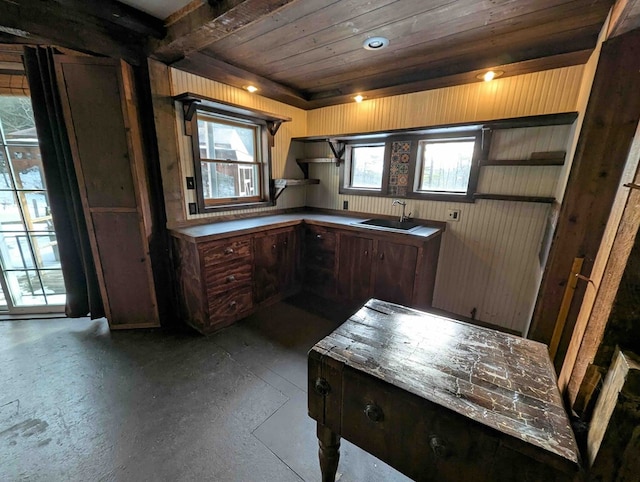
<box><xmin>170</xmin><ymin>212</ymin><xmax>443</xmax><ymax>243</ymax></box>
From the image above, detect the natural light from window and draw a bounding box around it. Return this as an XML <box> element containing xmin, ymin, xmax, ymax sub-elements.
<box><xmin>350</xmin><ymin>145</ymin><xmax>385</xmax><ymax>189</ymax></box>
<box><xmin>197</xmin><ymin>116</ymin><xmax>261</xmax><ymax>201</ymax></box>
<box><xmin>418</xmin><ymin>139</ymin><xmax>475</xmax><ymax>193</ymax></box>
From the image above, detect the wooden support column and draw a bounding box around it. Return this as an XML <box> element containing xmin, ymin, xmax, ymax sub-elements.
<box><xmin>529</xmin><ymin>28</ymin><xmax>640</xmax><ymax>369</ymax></box>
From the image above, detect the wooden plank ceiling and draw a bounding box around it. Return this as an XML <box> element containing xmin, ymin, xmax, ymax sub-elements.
<box><xmin>0</xmin><ymin>0</ymin><xmax>618</xmax><ymax>109</ymax></box>
<box><xmin>160</xmin><ymin>0</ymin><xmax>616</xmax><ymax>108</ymax></box>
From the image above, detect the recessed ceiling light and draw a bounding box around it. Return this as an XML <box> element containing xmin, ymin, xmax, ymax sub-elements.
<box><xmin>354</xmin><ymin>95</ymin><xmax>364</xmax><ymax>103</ymax></box>
<box><xmin>477</xmin><ymin>70</ymin><xmax>504</xmax><ymax>82</ymax></box>
<box><xmin>244</xmin><ymin>85</ymin><xmax>258</xmax><ymax>93</ymax></box>
<box><xmin>363</xmin><ymin>37</ymin><xmax>389</xmax><ymax>50</ymax></box>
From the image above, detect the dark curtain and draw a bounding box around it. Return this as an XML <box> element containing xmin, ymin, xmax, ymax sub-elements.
<box><xmin>23</xmin><ymin>47</ymin><xmax>104</xmax><ymax>319</ymax></box>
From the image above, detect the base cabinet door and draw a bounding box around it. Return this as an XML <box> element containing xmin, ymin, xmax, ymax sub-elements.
<box><xmin>254</xmin><ymin>227</ymin><xmax>301</xmax><ymax>305</ymax></box>
<box><xmin>337</xmin><ymin>234</ymin><xmax>373</xmax><ymax>306</ymax></box>
<box><xmin>373</xmin><ymin>240</ymin><xmax>418</xmax><ymax>306</ymax></box>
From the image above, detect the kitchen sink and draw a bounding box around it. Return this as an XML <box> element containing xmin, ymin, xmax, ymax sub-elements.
<box><xmin>357</xmin><ymin>218</ymin><xmax>421</xmax><ymax>231</ymax></box>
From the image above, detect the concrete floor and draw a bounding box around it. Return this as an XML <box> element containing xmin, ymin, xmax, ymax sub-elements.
<box><xmin>0</xmin><ymin>296</ymin><xmax>411</xmax><ymax>481</ymax></box>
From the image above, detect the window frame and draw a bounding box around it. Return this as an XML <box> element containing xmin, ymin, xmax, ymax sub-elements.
<box><xmin>340</xmin><ymin>140</ymin><xmax>388</xmax><ymax>195</ymax></box>
<box><xmin>339</xmin><ymin>130</ymin><xmax>482</xmax><ymax>202</ymax></box>
<box><xmin>190</xmin><ymin>108</ymin><xmax>273</xmax><ymax>213</ymax></box>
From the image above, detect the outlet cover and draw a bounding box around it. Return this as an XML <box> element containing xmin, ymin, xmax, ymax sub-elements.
<box><xmin>343</xmin><ymin>200</ymin><xmax>349</xmax><ymax>210</ymax></box>
<box><xmin>447</xmin><ymin>209</ymin><xmax>461</xmax><ymax>221</ymax></box>
<box><xmin>188</xmin><ymin>202</ymin><xmax>197</xmax><ymax>215</ymax></box>
<box><xmin>186</xmin><ymin>176</ymin><xmax>195</xmax><ymax>189</ymax></box>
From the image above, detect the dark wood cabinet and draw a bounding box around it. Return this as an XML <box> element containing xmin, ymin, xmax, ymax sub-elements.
<box><xmin>304</xmin><ymin>225</ymin><xmax>338</xmax><ymax>299</ymax></box>
<box><xmin>337</xmin><ymin>234</ymin><xmax>373</xmax><ymax>305</ymax></box>
<box><xmin>254</xmin><ymin>226</ymin><xmax>301</xmax><ymax>305</ymax></box>
<box><xmin>172</xmin><ymin>233</ymin><xmax>255</xmax><ymax>334</ymax></box>
<box><xmin>171</xmin><ymin>216</ymin><xmax>441</xmax><ymax>335</ymax></box>
<box><xmin>336</xmin><ymin>230</ymin><xmax>440</xmax><ymax>310</ymax></box>
<box><xmin>372</xmin><ymin>240</ymin><xmax>418</xmax><ymax>306</ymax></box>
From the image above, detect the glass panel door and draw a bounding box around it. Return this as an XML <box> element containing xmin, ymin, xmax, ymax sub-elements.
<box><xmin>0</xmin><ymin>95</ymin><xmax>65</xmax><ymax>313</ymax></box>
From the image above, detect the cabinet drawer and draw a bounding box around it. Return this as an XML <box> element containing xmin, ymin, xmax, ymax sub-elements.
<box><xmin>201</xmin><ymin>238</ymin><xmax>252</xmax><ymax>267</ymax></box>
<box><xmin>208</xmin><ymin>286</ymin><xmax>253</xmax><ymax>321</ymax></box>
<box><xmin>205</xmin><ymin>259</ymin><xmax>252</xmax><ymax>296</ymax></box>
<box><xmin>341</xmin><ymin>367</ymin><xmax>499</xmax><ymax>482</ymax></box>
<box><xmin>305</xmin><ymin>226</ymin><xmax>336</xmax><ymax>253</ymax></box>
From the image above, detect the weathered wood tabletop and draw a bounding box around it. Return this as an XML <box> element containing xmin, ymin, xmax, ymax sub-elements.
<box><xmin>308</xmin><ymin>299</ymin><xmax>582</xmax><ymax>482</ymax></box>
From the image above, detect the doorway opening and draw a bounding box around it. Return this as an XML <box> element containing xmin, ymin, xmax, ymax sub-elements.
<box><xmin>0</xmin><ymin>95</ymin><xmax>65</xmax><ymax>313</ymax></box>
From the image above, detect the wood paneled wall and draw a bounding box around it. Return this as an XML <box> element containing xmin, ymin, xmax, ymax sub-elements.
<box><xmin>168</xmin><ymin>68</ymin><xmax>308</xmax><ymax>225</ymax></box>
<box><xmin>305</xmin><ymin>67</ymin><xmax>584</xmax><ymax>333</ymax></box>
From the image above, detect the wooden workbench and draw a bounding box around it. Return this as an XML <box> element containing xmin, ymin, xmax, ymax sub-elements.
<box><xmin>308</xmin><ymin>299</ymin><xmax>582</xmax><ymax>481</ymax></box>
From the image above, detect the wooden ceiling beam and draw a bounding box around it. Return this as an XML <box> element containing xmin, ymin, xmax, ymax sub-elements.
<box><xmin>172</xmin><ymin>51</ymin><xmax>309</xmax><ymax>109</ymax></box>
<box><xmin>608</xmin><ymin>0</ymin><xmax>640</xmax><ymax>37</ymax></box>
<box><xmin>0</xmin><ymin>0</ymin><xmax>145</xmax><ymax>64</ymax></box>
<box><xmin>52</xmin><ymin>0</ymin><xmax>166</xmax><ymax>39</ymax></box>
<box><xmin>150</xmin><ymin>0</ymin><xmax>299</xmax><ymax>64</ymax></box>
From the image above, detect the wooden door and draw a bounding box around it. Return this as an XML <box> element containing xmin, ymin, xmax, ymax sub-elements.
<box><xmin>54</xmin><ymin>56</ymin><xmax>158</xmax><ymax>328</ymax></box>
<box><xmin>337</xmin><ymin>234</ymin><xmax>373</xmax><ymax>305</ymax></box>
<box><xmin>373</xmin><ymin>241</ymin><xmax>418</xmax><ymax>306</ymax></box>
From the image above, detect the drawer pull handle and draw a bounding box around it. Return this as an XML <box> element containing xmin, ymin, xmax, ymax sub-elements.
<box><xmin>315</xmin><ymin>256</ymin><xmax>323</xmax><ymax>262</ymax></box>
<box><xmin>364</xmin><ymin>404</ymin><xmax>384</xmax><ymax>423</ymax></box>
<box><xmin>429</xmin><ymin>435</ymin><xmax>449</xmax><ymax>459</ymax></box>
<box><xmin>314</xmin><ymin>378</ymin><xmax>331</xmax><ymax>396</ymax></box>
<box><xmin>364</xmin><ymin>250</ymin><xmax>368</xmax><ymax>256</ymax></box>
<box><xmin>316</xmin><ymin>234</ymin><xmax>323</xmax><ymax>239</ymax></box>
<box><xmin>272</xmin><ymin>244</ymin><xmax>277</xmax><ymax>249</ymax></box>
<box><xmin>226</xmin><ymin>275</ymin><xmax>235</xmax><ymax>282</ymax></box>
<box><xmin>379</xmin><ymin>252</ymin><xmax>384</xmax><ymax>260</ymax></box>
<box><xmin>229</xmin><ymin>301</ymin><xmax>237</xmax><ymax>308</ymax></box>
<box><xmin>224</xmin><ymin>247</ymin><xmax>234</xmax><ymax>255</ymax></box>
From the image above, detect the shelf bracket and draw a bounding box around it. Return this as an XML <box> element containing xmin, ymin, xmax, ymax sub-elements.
<box><xmin>296</xmin><ymin>160</ymin><xmax>310</xmax><ymax>179</ymax></box>
<box><xmin>327</xmin><ymin>139</ymin><xmax>345</xmax><ymax>165</ymax></box>
<box><xmin>273</xmin><ymin>179</ymin><xmax>287</xmax><ymax>201</ymax></box>
<box><xmin>182</xmin><ymin>100</ymin><xmax>199</xmax><ymax>122</ymax></box>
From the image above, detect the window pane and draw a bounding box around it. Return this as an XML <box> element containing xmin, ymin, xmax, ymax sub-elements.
<box><xmin>5</xmin><ymin>270</ymin><xmax>46</xmax><ymax>306</ymax></box>
<box><xmin>419</xmin><ymin>140</ymin><xmax>475</xmax><ymax>193</ymax></box>
<box><xmin>0</xmin><ymin>96</ymin><xmax>36</xmax><ymax>143</ymax></box>
<box><xmin>351</xmin><ymin>145</ymin><xmax>385</xmax><ymax>189</ymax></box>
<box><xmin>7</xmin><ymin>145</ymin><xmax>45</xmax><ymax>190</ymax></box>
<box><xmin>0</xmin><ymin>149</ymin><xmax>13</xmax><ymax>189</ymax></box>
<box><xmin>0</xmin><ymin>233</ymin><xmax>35</xmax><ymax>269</ymax></box>
<box><xmin>22</xmin><ymin>191</ymin><xmax>51</xmax><ymax>226</ymax></box>
<box><xmin>31</xmin><ymin>234</ymin><xmax>61</xmax><ymax>269</ymax></box>
<box><xmin>198</xmin><ymin>118</ymin><xmax>256</xmax><ymax>162</ymax></box>
<box><xmin>0</xmin><ymin>190</ymin><xmax>24</xmax><ymax>228</ymax></box>
<box><xmin>201</xmin><ymin>162</ymin><xmax>259</xmax><ymax>200</ymax></box>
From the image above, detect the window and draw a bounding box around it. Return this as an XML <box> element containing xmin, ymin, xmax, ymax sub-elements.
<box><xmin>340</xmin><ymin>129</ymin><xmax>481</xmax><ymax>201</ymax></box>
<box><xmin>416</xmin><ymin>138</ymin><xmax>476</xmax><ymax>193</ymax></box>
<box><xmin>178</xmin><ymin>93</ymin><xmax>290</xmax><ymax>213</ymax></box>
<box><xmin>197</xmin><ymin>114</ymin><xmax>262</xmax><ymax>204</ymax></box>
<box><xmin>347</xmin><ymin>144</ymin><xmax>385</xmax><ymax>190</ymax></box>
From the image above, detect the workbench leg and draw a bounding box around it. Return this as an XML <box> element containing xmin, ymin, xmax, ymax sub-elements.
<box><xmin>317</xmin><ymin>423</ymin><xmax>340</xmax><ymax>482</ymax></box>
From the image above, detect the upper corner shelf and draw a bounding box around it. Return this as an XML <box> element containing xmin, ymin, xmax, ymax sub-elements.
<box><xmin>481</xmin><ymin>151</ymin><xmax>566</xmax><ymax>167</ymax></box>
<box><xmin>273</xmin><ymin>178</ymin><xmax>320</xmax><ymax>201</ymax></box>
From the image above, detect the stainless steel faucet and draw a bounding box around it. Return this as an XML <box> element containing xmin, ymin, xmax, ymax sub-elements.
<box><xmin>392</xmin><ymin>199</ymin><xmax>409</xmax><ymax>222</ymax></box>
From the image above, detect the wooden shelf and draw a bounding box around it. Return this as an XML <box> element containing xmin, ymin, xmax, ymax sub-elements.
<box><xmin>296</xmin><ymin>158</ymin><xmax>340</xmax><ymax>164</ymax></box>
<box><xmin>273</xmin><ymin>178</ymin><xmax>320</xmax><ymax>201</ymax></box>
<box><xmin>473</xmin><ymin>193</ymin><xmax>555</xmax><ymax>204</ymax></box>
<box><xmin>481</xmin><ymin>151</ymin><xmax>566</xmax><ymax>166</ymax></box>
<box><xmin>274</xmin><ymin>178</ymin><xmax>320</xmax><ymax>187</ymax></box>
